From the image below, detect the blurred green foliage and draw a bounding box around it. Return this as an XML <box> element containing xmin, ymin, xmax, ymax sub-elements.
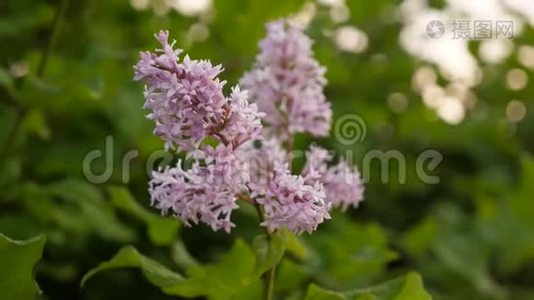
<box><xmin>305</xmin><ymin>272</ymin><xmax>431</xmax><ymax>300</ymax></box>
<box><xmin>1</xmin><ymin>0</ymin><xmax>534</xmax><ymax>299</ymax></box>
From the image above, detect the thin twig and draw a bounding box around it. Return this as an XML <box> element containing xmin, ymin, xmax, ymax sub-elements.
<box><xmin>37</xmin><ymin>0</ymin><xmax>69</xmax><ymax>78</ymax></box>
<box><xmin>0</xmin><ymin>0</ymin><xmax>70</xmax><ymax>175</ymax></box>
<box><xmin>264</xmin><ymin>264</ymin><xmax>276</xmax><ymax>300</ymax></box>
<box><xmin>254</xmin><ymin>200</ymin><xmax>277</xmax><ymax>300</ymax></box>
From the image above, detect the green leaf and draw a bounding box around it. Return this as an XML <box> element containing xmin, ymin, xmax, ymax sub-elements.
<box><xmin>306</xmin><ymin>217</ymin><xmax>398</xmax><ymax>288</ymax></box>
<box><xmin>404</xmin><ymin>204</ymin><xmax>503</xmax><ymax>297</ymax></box>
<box><xmin>474</xmin><ymin>155</ymin><xmax>534</xmax><ymax>275</ymax></box>
<box><xmin>0</xmin><ymin>68</ymin><xmax>14</xmax><ymax>90</ymax></box>
<box><xmin>22</xmin><ymin>109</ymin><xmax>50</xmax><ymax>140</ymax></box>
<box><xmin>277</xmin><ymin>259</ymin><xmax>310</xmax><ymax>294</ymax></box>
<box><xmin>510</xmin><ymin>155</ymin><xmax>534</xmax><ymax>227</ymax></box>
<box><xmin>402</xmin><ymin>217</ymin><xmax>438</xmax><ymax>256</ymax></box>
<box><xmin>305</xmin><ymin>272</ymin><xmax>432</xmax><ymax>300</ymax></box>
<box><xmin>252</xmin><ymin>231</ymin><xmax>286</xmax><ymax>277</ymax></box>
<box><xmin>164</xmin><ymin>239</ymin><xmax>257</xmax><ymax>299</ymax></box>
<box><xmin>171</xmin><ymin>240</ymin><xmax>199</xmax><ymax>270</ymax></box>
<box><xmin>81</xmin><ymin>245</ymin><xmax>183</xmax><ymax>288</ymax></box>
<box><xmin>306</xmin><ymin>284</ymin><xmax>345</xmax><ymax>300</ymax></box>
<box><xmin>109</xmin><ymin>186</ymin><xmax>179</xmax><ymax>246</ymax></box>
<box><xmin>0</xmin><ymin>234</ymin><xmax>46</xmax><ymax>300</ymax></box>
<box><xmin>40</xmin><ymin>180</ymin><xmax>135</xmax><ymax>242</ymax></box>
<box><xmin>285</xmin><ymin>230</ymin><xmax>312</xmax><ymax>261</ymax></box>
<box><xmin>82</xmin><ymin>239</ymin><xmax>263</xmax><ymax>299</ymax></box>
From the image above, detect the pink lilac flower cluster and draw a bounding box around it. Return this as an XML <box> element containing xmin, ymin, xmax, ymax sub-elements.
<box><xmin>148</xmin><ymin>157</ymin><xmax>241</xmax><ymax>233</ymax></box>
<box><xmin>241</xmin><ymin>20</ymin><xmax>364</xmax><ymax>217</ymax></box>
<box><xmin>136</xmin><ymin>24</ymin><xmax>363</xmax><ymax>235</ymax></box>
<box><xmin>255</xmin><ymin>162</ymin><xmax>331</xmax><ymax>234</ymax></box>
<box><xmin>136</xmin><ymin>31</ymin><xmax>263</xmax><ymax>232</ymax></box>
<box><xmin>302</xmin><ymin>146</ymin><xmax>364</xmax><ymax>211</ymax></box>
<box><xmin>240</xmin><ymin>20</ymin><xmax>332</xmax><ymax>140</ymax></box>
<box><xmin>135</xmin><ymin>31</ymin><xmax>262</xmax><ymax>152</ymax></box>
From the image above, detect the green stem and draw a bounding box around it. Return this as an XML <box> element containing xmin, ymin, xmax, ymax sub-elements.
<box><xmin>37</xmin><ymin>0</ymin><xmax>69</xmax><ymax>78</ymax></box>
<box><xmin>0</xmin><ymin>0</ymin><xmax>69</xmax><ymax>176</ymax></box>
<box><xmin>264</xmin><ymin>262</ymin><xmax>276</xmax><ymax>300</ymax></box>
<box><xmin>286</xmin><ymin>135</ymin><xmax>294</xmax><ymax>172</ymax></box>
<box><xmin>254</xmin><ymin>132</ymin><xmax>294</xmax><ymax>300</ymax></box>
<box><xmin>254</xmin><ymin>202</ymin><xmax>276</xmax><ymax>300</ymax></box>
<box><xmin>261</xmin><ymin>133</ymin><xmax>294</xmax><ymax>300</ymax></box>
<box><xmin>0</xmin><ymin>111</ymin><xmax>24</xmax><ymax>178</ymax></box>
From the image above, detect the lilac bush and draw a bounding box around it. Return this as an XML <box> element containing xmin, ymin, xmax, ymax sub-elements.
<box><xmin>135</xmin><ymin>20</ymin><xmax>364</xmax><ymax>235</ymax></box>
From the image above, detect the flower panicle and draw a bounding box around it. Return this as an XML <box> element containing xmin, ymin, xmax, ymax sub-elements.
<box><xmin>137</xmin><ymin>30</ymin><xmax>265</xmax><ymax>232</ymax></box>
<box><xmin>302</xmin><ymin>145</ymin><xmax>365</xmax><ymax>210</ymax></box>
<box><xmin>137</xmin><ymin>26</ymin><xmax>364</xmax><ymax>235</ymax></box>
<box><xmin>240</xmin><ymin>20</ymin><xmax>333</xmax><ymax>140</ymax></box>
<box><xmin>257</xmin><ymin>162</ymin><xmax>331</xmax><ymax>234</ymax></box>
<box><xmin>135</xmin><ymin>30</ymin><xmax>262</xmax><ymax>152</ymax></box>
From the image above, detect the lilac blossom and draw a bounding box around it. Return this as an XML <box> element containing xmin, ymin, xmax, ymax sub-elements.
<box><xmin>302</xmin><ymin>146</ymin><xmax>365</xmax><ymax>210</ymax></box>
<box><xmin>135</xmin><ymin>30</ymin><xmax>262</xmax><ymax>152</ymax></box>
<box><xmin>149</xmin><ymin>145</ymin><xmax>250</xmax><ymax>233</ymax></box>
<box><xmin>137</xmin><ymin>28</ymin><xmax>363</xmax><ymax>235</ymax></box>
<box><xmin>240</xmin><ymin>20</ymin><xmax>332</xmax><ymax>140</ymax></box>
<box><xmin>138</xmin><ymin>31</ymin><xmax>263</xmax><ymax>232</ymax></box>
<box><xmin>219</xmin><ymin>87</ymin><xmax>264</xmax><ymax>149</ymax></box>
<box><xmin>256</xmin><ymin>162</ymin><xmax>331</xmax><ymax>234</ymax></box>
<box><xmin>242</xmin><ymin>137</ymin><xmax>287</xmax><ymax>195</ymax></box>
